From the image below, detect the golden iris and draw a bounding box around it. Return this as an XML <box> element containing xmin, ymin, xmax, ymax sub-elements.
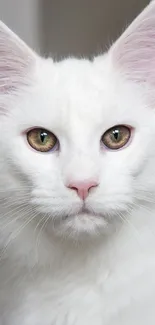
<box><xmin>102</xmin><ymin>125</ymin><xmax>131</xmax><ymax>150</ymax></box>
<box><xmin>27</xmin><ymin>128</ymin><xmax>57</xmax><ymax>152</ymax></box>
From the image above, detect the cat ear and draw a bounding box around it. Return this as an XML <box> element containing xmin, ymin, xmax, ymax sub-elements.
<box><xmin>0</xmin><ymin>20</ymin><xmax>35</xmax><ymax>94</ymax></box>
<box><xmin>110</xmin><ymin>1</ymin><xmax>155</xmax><ymax>85</ymax></box>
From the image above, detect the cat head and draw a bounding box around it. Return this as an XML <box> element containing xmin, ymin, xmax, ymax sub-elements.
<box><xmin>1</xmin><ymin>2</ymin><xmax>155</xmax><ymax>241</ymax></box>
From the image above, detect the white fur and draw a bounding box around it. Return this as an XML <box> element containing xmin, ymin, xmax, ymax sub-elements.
<box><xmin>1</xmin><ymin>2</ymin><xmax>155</xmax><ymax>324</ymax></box>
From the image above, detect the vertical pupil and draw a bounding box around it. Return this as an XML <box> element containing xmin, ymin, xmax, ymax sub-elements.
<box><xmin>113</xmin><ymin>129</ymin><xmax>119</xmax><ymax>140</ymax></box>
<box><xmin>40</xmin><ymin>131</ymin><xmax>47</xmax><ymax>143</ymax></box>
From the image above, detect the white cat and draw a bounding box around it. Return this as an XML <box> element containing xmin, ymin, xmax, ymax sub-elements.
<box><xmin>1</xmin><ymin>1</ymin><xmax>155</xmax><ymax>324</ymax></box>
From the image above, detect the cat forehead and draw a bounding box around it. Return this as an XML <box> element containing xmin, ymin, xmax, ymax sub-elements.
<box><xmin>35</xmin><ymin>56</ymin><xmax>121</xmax><ymax>111</ymax></box>
<box><xmin>24</xmin><ymin>57</ymin><xmax>109</xmax><ymax>119</ymax></box>
<box><xmin>39</xmin><ymin>57</ymin><xmax>108</xmax><ymax>92</ymax></box>
<box><xmin>14</xmin><ymin>56</ymin><xmax>146</xmax><ymax>132</ymax></box>
<box><xmin>35</xmin><ymin>56</ymin><xmax>141</xmax><ymax>110</ymax></box>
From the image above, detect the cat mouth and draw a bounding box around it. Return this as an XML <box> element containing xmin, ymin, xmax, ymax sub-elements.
<box><xmin>76</xmin><ymin>205</ymin><xmax>96</xmax><ymax>216</ymax></box>
<box><xmin>62</xmin><ymin>206</ymin><xmax>104</xmax><ymax>220</ymax></box>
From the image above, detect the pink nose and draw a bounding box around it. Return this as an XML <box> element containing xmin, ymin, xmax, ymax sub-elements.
<box><xmin>68</xmin><ymin>181</ymin><xmax>98</xmax><ymax>200</ymax></box>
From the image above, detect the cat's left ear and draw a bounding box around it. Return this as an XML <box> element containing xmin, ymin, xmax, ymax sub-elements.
<box><xmin>0</xmin><ymin>20</ymin><xmax>35</xmax><ymax>94</ymax></box>
<box><xmin>110</xmin><ymin>1</ymin><xmax>155</xmax><ymax>86</ymax></box>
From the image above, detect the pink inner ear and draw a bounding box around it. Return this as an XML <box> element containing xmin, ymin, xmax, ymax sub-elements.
<box><xmin>111</xmin><ymin>1</ymin><xmax>155</xmax><ymax>85</ymax></box>
<box><xmin>0</xmin><ymin>56</ymin><xmax>29</xmax><ymax>93</ymax></box>
<box><xmin>0</xmin><ymin>22</ymin><xmax>34</xmax><ymax>95</ymax></box>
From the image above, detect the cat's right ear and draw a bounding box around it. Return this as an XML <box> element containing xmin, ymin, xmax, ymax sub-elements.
<box><xmin>0</xmin><ymin>21</ymin><xmax>35</xmax><ymax>96</ymax></box>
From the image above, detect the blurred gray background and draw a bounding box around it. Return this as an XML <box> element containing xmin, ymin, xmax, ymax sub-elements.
<box><xmin>0</xmin><ymin>0</ymin><xmax>150</xmax><ymax>58</ymax></box>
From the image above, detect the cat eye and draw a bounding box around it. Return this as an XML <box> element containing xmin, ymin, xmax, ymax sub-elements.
<box><xmin>101</xmin><ymin>125</ymin><xmax>131</xmax><ymax>150</ymax></box>
<box><xmin>27</xmin><ymin>128</ymin><xmax>58</xmax><ymax>152</ymax></box>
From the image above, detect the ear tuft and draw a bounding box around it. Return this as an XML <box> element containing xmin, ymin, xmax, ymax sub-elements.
<box><xmin>110</xmin><ymin>1</ymin><xmax>155</xmax><ymax>86</ymax></box>
<box><xmin>0</xmin><ymin>21</ymin><xmax>35</xmax><ymax>94</ymax></box>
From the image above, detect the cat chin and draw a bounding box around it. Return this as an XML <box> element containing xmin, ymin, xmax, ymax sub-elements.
<box><xmin>45</xmin><ymin>211</ymin><xmax>118</xmax><ymax>241</ymax></box>
<box><xmin>34</xmin><ymin>204</ymin><xmax>125</xmax><ymax>240</ymax></box>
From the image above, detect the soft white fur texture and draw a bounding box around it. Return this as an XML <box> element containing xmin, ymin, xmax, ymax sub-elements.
<box><xmin>1</xmin><ymin>1</ymin><xmax>155</xmax><ymax>324</ymax></box>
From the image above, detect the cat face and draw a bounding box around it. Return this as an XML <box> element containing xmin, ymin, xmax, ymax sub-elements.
<box><xmin>1</xmin><ymin>2</ymin><xmax>155</xmax><ymax>239</ymax></box>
